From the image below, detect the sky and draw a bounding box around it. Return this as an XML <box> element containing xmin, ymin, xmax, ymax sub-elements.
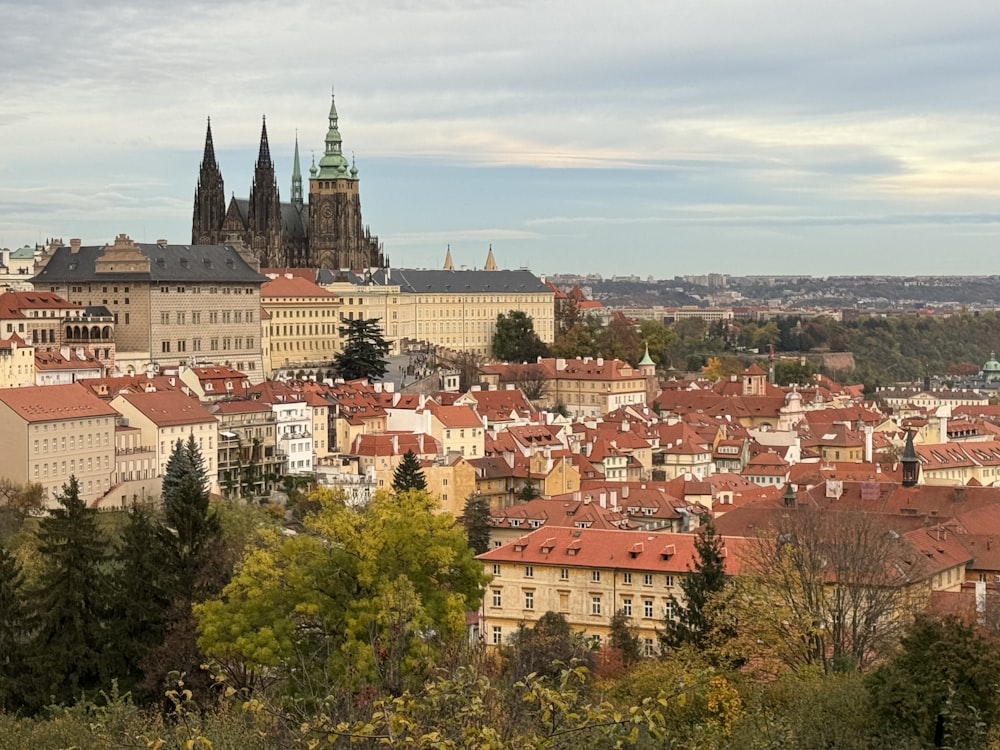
<box><xmin>3</xmin><ymin>0</ymin><xmax>1000</xmax><ymax>278</ymax></box>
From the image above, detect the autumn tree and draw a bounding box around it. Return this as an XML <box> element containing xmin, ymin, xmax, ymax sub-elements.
<box><xmin>195</xmin><ymin>488</ymin><xmax>488</xmax><ymax>701</ymax></box>
<box><xmin>392</xmin><ymin>449</ymin><xmax>428</xmax><ymax>492</ymax></box>
<box><xmin>334</xmin><ymin>316</ymin><xmax>390</xmax><ymax>382</ymax></box>
<box><xmin>597</xmin><ymin>314</ymin><xmax>642</xmax><ymax>364</ymax></box>
<box><xmin>701</xmin><ymin>355</ymin><xmax>745</xmax><ymax>382</ymax></box>
<box><xmin>609</xmin><ymin>608</ymin><xmax>642</xmax><ymax>668</ymax></box>
<box><xmin>501</xmin><ymin>363</ymin><xmax>549</xmax><ymax>400</ymax></box>
<box><xmin>0</xmin><ymin>541</ymin><xmax>30</xmax><ymax>712</ymax></box>
<box><xmin>503</xmin><ymin>611</ymin><xmax>594</xmax><ymax>682</ymax></box>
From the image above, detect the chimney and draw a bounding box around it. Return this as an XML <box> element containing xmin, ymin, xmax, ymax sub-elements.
<box><xmin>392</xmin><ymin>435</ymin><xmax>399</xmax><ymax>453</ymax></box>
<box><xmin>156</xmin><ymin>239</ymin><xmax>168</xmax><ymax>248</ymax></box>
<box><xmin>69</xmin><ymin>239</ymin><xmax>81</xmax><ymax>254</ymax></box>
<box><xmin>864</xmin><ymin>424</ymin><xmax>873</xmax><ymax>463</ymax></box>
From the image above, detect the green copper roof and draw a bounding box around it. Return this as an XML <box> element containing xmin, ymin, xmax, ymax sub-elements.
<box><xmin>638</xmin><ymin>344</ymin><xmax>654</xmax><ymax>366</ymax></box>
<box><xmin>315</xmin><ymin>93</ymin><xmax>354</xmax><ymax>180</ymax></box>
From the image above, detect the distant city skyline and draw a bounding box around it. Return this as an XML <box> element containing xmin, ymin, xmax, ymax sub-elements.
<box><xmin>3</xmin><ymin>1</ymin><xmax>1000</xmax><ymax>277</ymax></box>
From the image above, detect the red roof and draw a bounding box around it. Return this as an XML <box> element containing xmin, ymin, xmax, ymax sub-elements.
<box><xmin>0</xmin><ymin>383</ymin><xmax>117</xmax><ymax>422</ymax></box>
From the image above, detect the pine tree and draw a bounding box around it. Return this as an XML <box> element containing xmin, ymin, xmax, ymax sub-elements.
<box><xmin>0</xmin><ymin>541</ymin><xmax>30</xmax><ymax>712</ymax></box>
<box><xmin>106</xmin><ymin>504</ymin><xmax>171</xmax><ymax>696</ymax></box>
<box><xmin>25</xmin><ymin>476</ymin><xmax>110</xmax><ymax>711</ymax></box>
<box><xmin>462</xmin><ymin>493</ymin><xmax>492</xmax><ymax>555</ymax></box>
<box><xmin>660</xmin><ymin>516</ymin><xmax>727</xmax><ymax>652</ymax></box>
<box><xmin>392</xmin><ymin>450</ymin><xmax>428</xmax><ymax>492</ymax></box>
<box><xmin>335</xmin><ymin>317</ymin><xmax>390</xmax><ymax>382</ymax></box>
<box><xmin>609</xmin><ymin>608</ymin><xmax>642</xmax><ymax>668</ymax></box>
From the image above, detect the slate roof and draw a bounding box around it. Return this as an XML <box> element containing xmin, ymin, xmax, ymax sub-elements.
<box><xmin>232</xmin><ymin>199</ymin><xmax>308</xmax><ymax>241</ymax></box>
<box><xmin>323</xmin><ymin>267</ymin><xmax>551</xmax><ymax>294</ymax></box>
<box><xmin>33</xmin><ymin>243</ymin><xmax>267</xmax><ymax>284</ymax></box>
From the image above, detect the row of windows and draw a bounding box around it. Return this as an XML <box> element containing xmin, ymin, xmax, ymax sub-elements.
<box><xmin>490</xmin><ymin>588</ymin><xmax>677</xmax><ymax>620</ymax></box>
<box><xmin>34</xmin><ymin>433</ymin><xmax>110</xmax><ymax>452</ymax></box>
<box><xmin>159</xmin><ymin>286</ymin><xmax>255</xmax><ymax>295</ymax></box>
<box><xmin>161</xmin><ymin>337</ymin><xmax>254</xmax><ymax>353</ymax></box>
<box><xmin>273</xmin><ymin>324</ymin><xmax>337</xmax><ymax>336</ymax></box>
<box><xmin>34</xmin><ymin>457</ymin><xmax>110</xmax><ymax>477</ymax></box>
<box><xmin>493</xmin><ymin>564</ymin><xmax>675</xmax><ymax>589</ymax></box>
<box><xmin>160</xmin><ymin>310</ymin><xmax>255</xmax><ymax>325</ymax></box>
<box><xmin>270</xmin><ymin>308</ymin><xmax>339</xmax><ymax>318</ymax></box>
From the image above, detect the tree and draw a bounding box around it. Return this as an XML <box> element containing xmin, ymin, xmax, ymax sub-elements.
<box><xmin>597</xmin><ymin>315</ymin><xmax>643</xmax><ymax>364</ymax></box>
<box><xmin>502</xmin><ymin>363</ymin><xmax>549</xmax><ymax>400</ymax></box>
<box><xmin>609</xmin><ymin>608</ymin><xmax>642</xmax><ymax>668</ymax></box>
<box><xmin>503</xmin><ymin>611</ymin><xmax>594</xmax><ymax>682</ymax></box>
<box><xmin>195</xmin><ymin>488</ymin><xmax>488</xmax><ymax>700</ymax></box>
<box><xmin>0</xmin><ymin>541</ymin><xmax>30</xmax><ymax>712</ymax></box>
<box><xmin>774</xmin><ymin>358</ymin><xmax>817</xmax><ymax>386</ymax></box>
<box><xmin>492</xmin><ymin>310</ymin><xmax>548</xmax><ymax>362</ymax></box>
<box><xmin>24</xmin><ymin>476</ymin><xmax>110</xmax><ymax>712</ymax></box>
<box><xmin>702</xmin><ymin>355</ymin><xmax>745</xmax><ymax>382</ymax></box>
<box><xmin>0</xmin><ymin>478</ymin><xmax>44</xmax><ymax>538</ymax></box>
<box><xmin>661</xmin><ymin>517</ymin><xmax>727</xmax><ymax>652</ymax></box>
<box><xmin>461</xmin><ymin>493</ymin><xmax>492</xmax><ymax>555</ymax></box>
<box><xmin>106</xmin><ymin>505</ymin><xmax>171</xmax><ymax>697</ymax></box>
<box><xmin>392</xmin><ymin>449</ymin><xmax>427</xmax><ymax>492</ymax></box>
<box><xmin>868</xmin><ymin>615</ymin><xmax>1000</xmax><ymax>749</ymax></box>
<box><xmin>334</xmin><ymin>316</ymin><xmax>390</xmax><ymax>382</ymax></box>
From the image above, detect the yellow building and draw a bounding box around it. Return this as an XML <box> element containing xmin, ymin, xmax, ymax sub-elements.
<box><xmin>317</xmin><ymin>260</ymin><xmax>555</xmax><ymax>357</ymax></box>
<box><xmin>0</xmin><ymin>335</ymin><xmax>34</xmax><ymax>388</ymax></box>
<box><xmin>0</xmin><ymin>383</ymin><xmax>118</xmax><ymax>508</ymax></box>
<box><xmin>478</xmin><ymin>527</ymin><xmax>747</xmax><ymax>652</ymax></box>
<box><xmin>261</xmin><ymin>274</ymin><xmax>341</xmax><ymax>376</ymax></box>
<box><xmin>423</xmin><ymin>456</ymin><xmax>477</xmax><ymax>517</ymax></box>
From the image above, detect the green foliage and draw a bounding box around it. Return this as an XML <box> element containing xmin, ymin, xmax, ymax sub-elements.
<box><xmin>661</xmin><ymin>517</ymin><xmax>727</xmax><ymax>652</ymax></box>
<box><xmin>609</xmin><ymin>609</ymin><xmax>642</xmax><ymax>669</ymax></box>
<box><xmin>502</xmin><ymin>611</ymin><xmax>595</xmax><ymax>682</ymax></box>
<box><xmin>597</xmin><ymin>315</ymin><xmax>643</xmax><ymax>364</ymax></box>
<box><xmin>867</xmin><ymin>615</ymin><xmax>1000</xmax><ymax>749</ymax></box>
<box><xmin>773</xmin><ymin>357</ymin><xmax>816</xmax><ymax>386</ymax></box>
<box><xmin>461</xmin><ymin>493</ymin><xmax>492</xmax><ymax>555</ymax></box>
<box><xmin>393</xmin><ymin>449</ymin><xmax>428</xmax><ymax>492</ymax></box>
<box><xmin>492</xmin><ymin>310</ymin><xmax>548</xmax><ymax>362</ymax></box>
<box><xmin>0</xmin><ymin>540</ymin><xmax>30</xmax><ymax>712</ymax></box>
<box><xmin>334</xmin><ymin>316</ymin><xmax>390</xmax><ymax>382</ymax></box>
<box><xmin>24</xmin><ymin>476</ymin><xmax>111</xmax><ymax>712</ymax></box>
<box><xmin>195</xmin><ymin>488</ymin><xmax>488</xmax><ymax>701</ymax></box>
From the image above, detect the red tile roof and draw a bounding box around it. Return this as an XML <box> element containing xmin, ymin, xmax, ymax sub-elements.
<box><xmin>0</xmin><ymin>383</ymin><xmax>117</xmax><ymax>422</ymax></box>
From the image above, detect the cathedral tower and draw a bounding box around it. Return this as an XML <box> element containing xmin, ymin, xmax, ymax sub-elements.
<box><xmin>191</xmin><ymin>119</ymin><xmax>226</xmax><ymax>244</ymax></box>
<box><xmin>307</xmin><ymin>93</ymin><xmax>383</xmax><ymax>270</ymax></box>
<box><xmin>247</xmin><ymin>117</ymin><xmax>284</xmax><ymax>267</ymax></box>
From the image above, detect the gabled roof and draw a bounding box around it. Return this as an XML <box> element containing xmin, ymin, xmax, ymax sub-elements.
<box><xmin>0</xmin><ymin>383</ymin><xmax>117</xmax><ymax>422</ymax></box>
<box><xmin>261</xmin><ymin>274</ymin><xmax>337</xmax><ymax>299</ymax></box>
<box><xmin>112</xmin><ymin>389</ymin><xmax>215</xmax><ymax>427</ymax></box>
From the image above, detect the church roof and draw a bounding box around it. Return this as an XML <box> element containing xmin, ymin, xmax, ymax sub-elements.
<box><xmin>231</xmin><ymin>198</ymin><xmax>307</xmax><ymax>241</ymax></box>
<box><xmin>33</xmin><ymin>242</ymin><xmax>267</xmax><ymax>284</ymax></box>
<box><xmin>340</xmin><ymin>267</ymin><xmax>551</xmax><ymax>294</ymax></box>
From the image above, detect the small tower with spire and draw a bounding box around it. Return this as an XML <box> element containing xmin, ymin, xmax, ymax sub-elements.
<box><xmin>484</xmin><ymin>244</ymin><xmax>498</xmax><ymax>271</ymax></box>
<box><xmin>291</xmin><ymin>131</ymin><xmax>304</xmax><ymax>212</ymax></box>
<box><xmin>192</xmin><ymin>117</ymin><xmax>226</xmax><ymax>244</ymax></box>
<box><xmin>443</xmin><ymin>245</ymin><xmax>454</xmax><ymax>270</ymax></box>
<box><xmin>901</xmin><ymin>429</ymin><xmax>920</xmax><ymax>488</ymax></box>
<box><xmin>247</xmin><ymin>116</ymin><xmax>284</xmax><ymax>267</ymax></box>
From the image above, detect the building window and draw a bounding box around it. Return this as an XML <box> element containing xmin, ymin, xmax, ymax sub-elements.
<box><xmin>524</xmin><ymin>565</ymin><xmax>533</xmax><ymax>578</ymax></box>
<box><xmin>161</xmin><ymin>312</ymin><xmax>170</xmax><ymax>325</ymax></box>
<box><xmin>178</xmin><ymin>340</ymin><xmax>186</xmax><ymax>352</ymax></box>
<box><xmin>622</xmin><ymin>572</ymin><xmax>632</xmax><ymax>584</ymax></box>
<box><xmin>492</xmin><ymin>563</ymin><xmax>501</xmax><ymax>576</ymax></box>
<box><xmin>665</xmin><ymin>600</ymin><xmax>676</xmax><ymax>620</ymax></box>
<box><xmin>492</xmin><ymin>626</ymin><xmax>503</xmax><ymax>645</ymax></box>
<box><xmin>643</xmin><ymin>573</ymin><xmax>654</xmax><ymax>586</ymax></box>
<box><xmin>592</xmin><ymin>570</ymin><xmax>601</xmax><ymax>583</ymax></box>
<box><xmin>643</xmin><ymin>599</ymin><xmax>654</xmax><ymax>618</ymax></box>
<box><xmin>665</xmin><ymin>575</ymin><xmax>674</xmax><ymax>588</ymax></box>
<box><xmin>491</xmin><ymin>589</ymin><xmax>502</xmax><ymax>608</ymax></box>
<box><xmin>524</xmin><ymin>591</ymin><xmax>534</xmax><ymax>610</ymax></box>
<box><xmin>643</xmin><ymin>638</ymin><xmax>655</xmax><ymax>657</ymax></box>
<box><xmin>161</xmin><ymin>341</ymin><xmax>170</xmax><ymax>353</ymax></box>
<box><xmin>193</xmin><ymin>339</ymin><xmax>202</xmax><ymax>352</ymax></box>
<box><xmin>559</xmin><ymin>568</ymin><xmax>569</xmax><ymax>580</ymax></box>
<box><xmin>591</xmin><ymin>596</ymin><xmax>602</xmax><ymax>616</ymax></box>
<box><xmin>621</xmin><ymin>598</ymin><xmax>632</xmax><ymax>617</ymax></box>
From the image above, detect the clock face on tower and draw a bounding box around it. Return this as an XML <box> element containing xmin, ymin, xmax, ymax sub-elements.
<box><xmin>321</xmin><ymin>203</ymin><xmax>334</xmax><ymax>219</ymax></box>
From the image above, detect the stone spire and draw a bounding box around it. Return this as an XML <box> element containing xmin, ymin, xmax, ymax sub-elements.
<box><xmin>291</xmin><ymin>131</ymin><xmax>304</xmax><ymax>211</ymax></box>
<box><xmin>256</xmin><ymin>116</ymin><xmax>272</xmax><ymax>168</ymax></box>
<box><xmin>192</xmin><ymin>117</ymin><xmax>226</xmax><ymax>244</ymax></box>
<box><xmin>901</xmin><ymin>429</ymin><xmax>920</xmax><ymax>488</ymax></box>
<box><xmin>316</xmin><ymin>90</ymin><xmax>352</xmax><ymax>179</ymax></box>
<box><xmin>484</xmin><ymin>244</ymin><xmax>497</xmax><ymax>271</ymax></box>
<box><xmin>444</xmin><ymin>244</ymin><xmax>454</xmax><ymax>270</ymax></box>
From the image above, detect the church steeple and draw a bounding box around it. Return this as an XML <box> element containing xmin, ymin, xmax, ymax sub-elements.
<box><xmin>444</xmin><ymin>245</ymin><xmax>454</xmax><ymax>270</ymax></box>
<box><xmin>248</xmin><ymin>115</ymin><xmax>282</xmax><ymax>266</ymax></box>
<box><xmin>192</xmin><ymin>117</ymin><xmax>226</xmax><ymax>244</ymax></box>
<box><xmin>316</xmin><ymin>90</ymin><xmax>352</xmax><ymax>179</ymax></box>
<box><xmin>291</xmin><ymin>131</ymin><xmax>304</xmax><ymax>211</ymax></box>
<box><xmin>256</xmin><ymin>116</ymin><xmax>273</xmax><ymax>168</ymax></box>
<box><xmin>484</xmin><ymin>244</ymin><xmax>498</xmax><ymax>271</ymax></box>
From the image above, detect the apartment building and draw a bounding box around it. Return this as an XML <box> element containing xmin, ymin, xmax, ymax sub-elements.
<box><xmin>261</xmin><ymin>274</ymin><xmax>341</xmax><ymax>375</ymax></box>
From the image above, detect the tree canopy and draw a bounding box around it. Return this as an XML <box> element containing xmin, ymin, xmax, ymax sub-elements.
<box><xmin>392</xmin><ymin>449</ymin><xmax>428</xmax><ymax>493</ymax></box>
<box><xmin>334</xmin><ymin>316</ymin><xmax>390</xmax><ymax>382</ymax></box>
<box><xmin>492</xmin><ymin>310</ymin><xmax>548</xmax><ymax>362</ymax></box>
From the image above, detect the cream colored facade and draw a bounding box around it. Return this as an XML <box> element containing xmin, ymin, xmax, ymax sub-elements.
<box><xmin>262</xmin><ymin>276</ymin><xmax>342</xmax><ymax>375</ymax></box>
<box><xmin>423</xmin><ymin>457</ymin><xmax>477</xmax><ymax>517</ymax></box>
<box><xmin>323</xmin><ymin>281</ymin><xmax>406</xmax><ymax>355</ymax></box>
<box><xmin>0</xmin><ymin>338</ymin><xmax>34</xmax><ymax>388</ymax></box>
<box><xmin>0</xmin><ymin>384</ymin><xmax>117</xmax><ymax>508</ymax></box>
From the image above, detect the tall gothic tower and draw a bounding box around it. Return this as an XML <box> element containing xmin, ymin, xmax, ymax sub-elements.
<box><xmin>307</xmin><ymin>93</ymin><xmax>383</xmax><ymax>270</ymax></box>
<box><xmin>191</xmin><ymin>119</ymin><xmax>226</xmax><ymax>244</ymax></box>
<box><xmin>247</xmin><ymin>117</ymin><xmax>284</xmax><ymax>267</ymax></box>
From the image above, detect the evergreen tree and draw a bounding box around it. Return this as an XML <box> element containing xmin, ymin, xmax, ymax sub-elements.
<box><xmin>106</xmin><ymin>504</ymin><xmax>171</xmax><ymax>697</ymax></box>
<box><xmin>462</xmin><ymin>493</ymin><xmax>492</xmax><ymax>555</ymax></box>
<box><xmin>25</xmin><ymin>476</ymin><xmax>110</xmax><ymax>711</ymax></box>
<box><xmin>660</xmin><ymin>517</ymin><xmax>727</xmax><ymax>652</ymax></box>
<box><xmin>392</xmin><ymin>450</ymin><xmax>428</xmax><ymax>492</ymax></box>
<box><xmin>0</xmin><ymin>541</ymin><xmax>30</xmax><ymax>712</ymax></box>
<box><xmin>335</xmin><ymin>317</ymin><xmax>390</xmax><ymax>382</ymax></box>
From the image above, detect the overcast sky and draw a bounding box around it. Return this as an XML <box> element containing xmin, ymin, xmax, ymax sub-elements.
<box><xmin>3</xmin><ymin>0</ymin><xmax>1000</xmax><ymax>277</ymax></box>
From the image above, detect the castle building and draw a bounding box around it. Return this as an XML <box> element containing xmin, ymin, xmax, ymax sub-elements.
<box><xmin>192</xmin><ymin>94</ymin><xmax>384</xmax><ymax>271</ymax></box>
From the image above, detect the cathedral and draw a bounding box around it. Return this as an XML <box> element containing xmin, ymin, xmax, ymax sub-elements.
<box><xmin>191</xmin><ymin>94</ymin><xmax>385</xmax><ymax>270</ymax></box>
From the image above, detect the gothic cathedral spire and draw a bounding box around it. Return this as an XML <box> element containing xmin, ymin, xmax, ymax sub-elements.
<box><xmin>291</xmin><ymin>131</ymin><xmax>304</xmax><ymax>211</ymax></box>
<box><xmin>247</xmin><ymin>116</ymin><xmax>283</xmax><ymax>267</ymax></box>
<box><xmin>192</xmin><ymin>117</ymin><xmax>226</xmax><ymax>244</ymax></box>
